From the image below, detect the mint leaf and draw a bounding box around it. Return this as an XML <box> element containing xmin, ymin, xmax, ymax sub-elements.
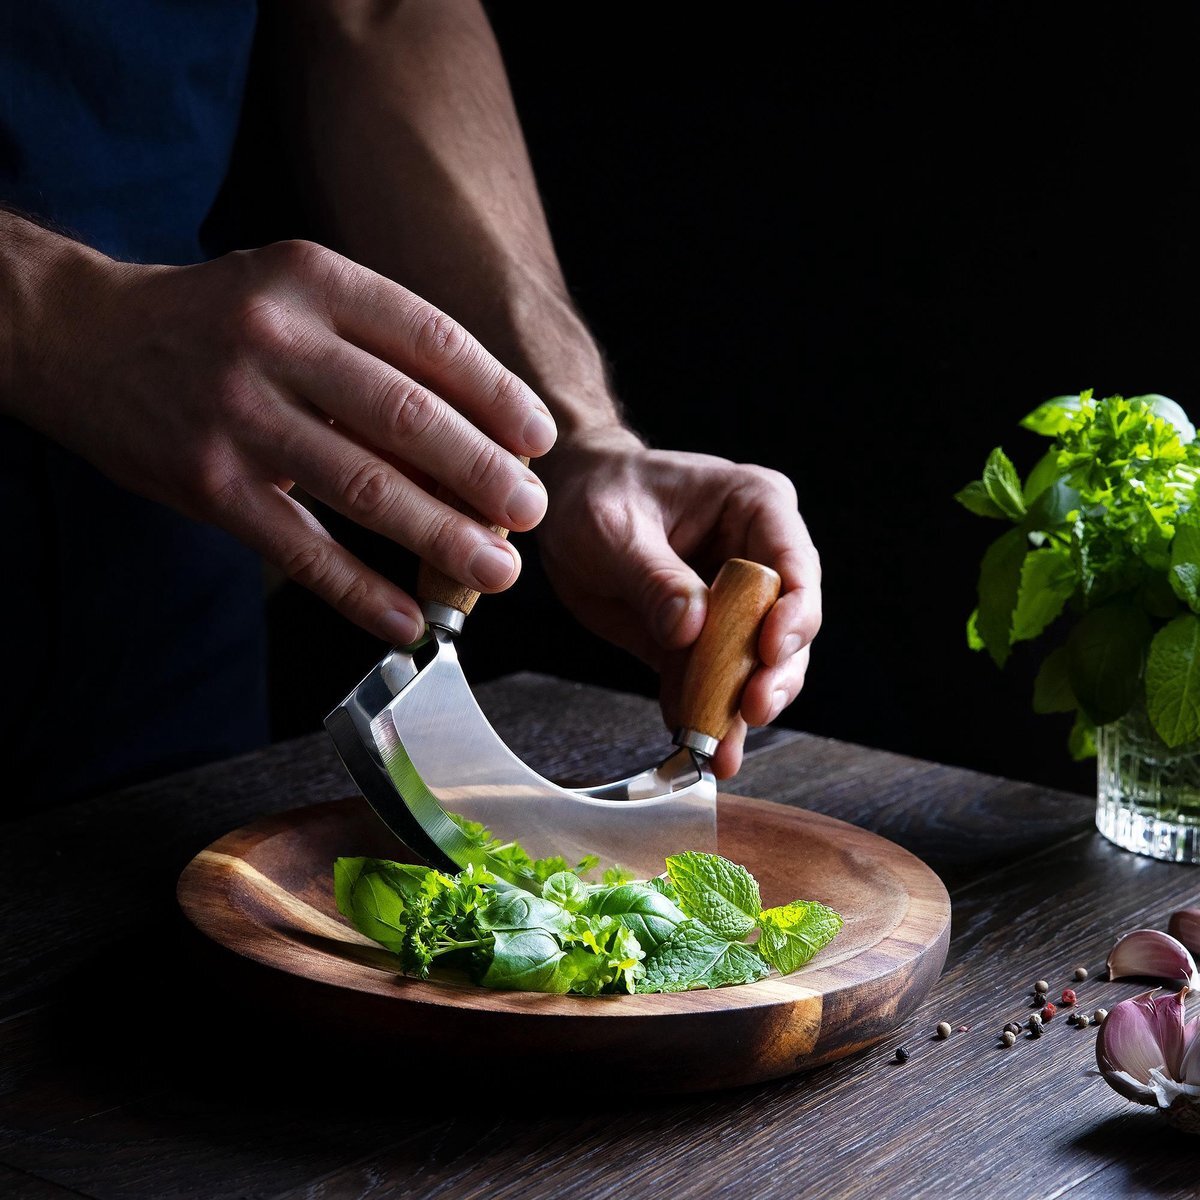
<box><xmin>954</xmin><ymin>479</ymin><xmax>1005</xmax><ymax>519</ymax></box>
<box><xmin>756</xmin><ymin>901</ymin><xmax>843</xmax><ymax>975</ymax></box>
<box><xmin>665</xmin><ymin>852</ymin><xmax>761</xmax><ymax>940</ymax></box>
<box><xmin>1032</xmin><ymin>646</ymin><xmax>1076</xmax><ymax>714</ymax></box>
<box><xmin>1066</xmin><ymin>600</ymin><xmax>1151</xmax><ymax>726</ymax></box>
<box><xmin>1170</xmin><ymin>517</ymin><xmax>1200</xmax><ymax>613</ymax></box>
<box><xmin>981</xmin><ymin>447</ymin><xmax>1027</xmax><ymax>519</ymax></box>
<box><xmin>637</xmin><ymin>919</ymin><xmax>770</xmax><ymax>993</ymax></box>
<box><xmin>975</xmin><ymin>528</ymin><xmax>1028</xmax><ymax>667</ymax></box>
<box><xmin>1020</xmin><ymin>394</ymin><xmax>1082</xmax><ymax>436</ymax></box>
<box><xmin>1011</xmin><ymin>546</ymin><xmax>1077</xmax><ymax>643</ymax></box>
<box><xmin>1146</xmin><ymin>614</ymin><xmax>1200</xmax><ymax>747</ymax></box>
<box><xmin>583</xmin><ymin>882</ymin><xmax>687</xmax><ymax>953</ymax></box>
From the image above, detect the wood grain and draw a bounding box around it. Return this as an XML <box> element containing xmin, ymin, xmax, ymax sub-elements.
<box><xmin>175</xmin><ymin>792</ymin><xmax>951</xmax><ymax>1094</ymax></box>
<box><xmin>4</xmin><ymin>673</ymin><xmax>1199</xmax><ymax>1200</ymax></box>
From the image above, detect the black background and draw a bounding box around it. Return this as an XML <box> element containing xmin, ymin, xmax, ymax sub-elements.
<box><xmin>261</xmin><ymin>5</ymin><xmax>1197</xmax><ymax>797</ymax></box>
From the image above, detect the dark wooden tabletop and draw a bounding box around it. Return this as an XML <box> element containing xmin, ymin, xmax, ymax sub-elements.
<box><xmin>3</xmin><ymin>672</ymin><xmax>1198</xmax><ymax>1199</ymax></box>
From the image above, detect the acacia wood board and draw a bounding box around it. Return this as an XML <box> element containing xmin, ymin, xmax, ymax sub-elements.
<box><xmin>176</xmin><ymin>792</ymin><xmax>951</xmax><ymax>1094</ymax></box>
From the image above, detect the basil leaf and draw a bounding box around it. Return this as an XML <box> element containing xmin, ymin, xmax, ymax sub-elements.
<box><xmin>665</xmin><ymin>852</ymin><xmax>761</xmax><ymax>940</ymax></box>
<box><xmin>1032</xmin><ymin>646</ymin><xmax>1076</xmax><ymax>714</ymax></box>
<box><xmin>1068</xmin><ymin>711</ymin><xmax>1097</xmax><ymax>760</ymax></box>
<box><xmin>637</xmin><ymin>919</ymin><xmax>770</xmax><ymax>993</ymax></box>
<box><xmin>1066</xmin><ymin>601</ymin><xmax>1151</xmax><ymax>726</ymax></box>
<box><xmin>1146</xmin><ymin>614</ymin><xmax>1200</xmax><ymax>747</ymax></box>
<box><xmin>1020</xmin><ymin>394</ymin><xmax>1082</xmax><ymax>436</ymax></box>
<box><xmin>542</xmin><ymin>871</ymin><xmax>588</xmax><ymax>913</ymax></box>
<box><xmin>333</xmin><ymin>858</ymin><xmax>437</xmax><ymax>953</ymax></box>
<box><xmin>481</xmin><ymin>929</ymin><xmax>572</xmax><ymax>993</ymax></box>
<box><xmin>756</xmin><ymin>901</ymin><xmax>843</xmax><ymax>976</ymax></box>
<box><xmin>583</xmin><ymin>882</ymin><xmax>687</xmax><ymax>954</ymax></box>
<box><xmin>478</xmin><ymin>890</ymin><xmax>575</xmax><ymax>938</ymax></box>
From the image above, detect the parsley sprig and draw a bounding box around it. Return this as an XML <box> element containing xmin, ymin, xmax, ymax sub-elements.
<box><xmin>956</xmin><ymin>390</ymin><xmax>1200</xmax><ymax>756</ymax></box>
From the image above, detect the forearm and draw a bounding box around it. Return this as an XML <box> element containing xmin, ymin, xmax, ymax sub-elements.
<box><xmin>277</xmin><ymin>0</ymin><xmax>633</xmax><ymax>451</ymax></box>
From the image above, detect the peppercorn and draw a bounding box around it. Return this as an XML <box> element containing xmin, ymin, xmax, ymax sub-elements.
<box><xmin>1033</xmin><ymin>992</ymin><xmax>1048</xmax><ymax>1007</ymax></box>
<box><xmin>1029</xmin><ymin>1022</ymin><xmax>1044</xmax><ymax>1039</ymax></box>
<box><xmin>894</xmin><ymin>1046</ymin><xmax>909</xmax><ymax>1063</ymax></box>
<box><xmin>956</xmin><ymin>1025</ymin><xmax>969</xmax><ymax>1033</ymax></box>
<box><xmin>1073</xmin><ymin>966</ymin><xmax>1089</xmax><ymax>981</ymax></box>
<box><xmin>1004</xmin><ymin>1021</ymin><xmax>1023</xmax><ymax>1035</ymax></box>
<box><xmin>1093</xmin><ymin>1008</ymin><xmax>1108</xmax><ymax>1026</ymax></box>
<box><xmin>1028</xmin><ymin>1012</ymin><xmax>1043</xmax><ymax>1028</ymax></box>
<box><xmin>936</xmin><ymin>1021</ymin><xmax>952</xmax><ymax>1039</ymax></box>
<box><xmin>1041</xmin><ymin>1002</ymin><xmax>1058</xmax><ymax>1021</ymax></box>
<box><xmin>1002</xmin><ymin>1030</ymin><xmax>1016</xmax><ymax>1047</ymax></box>
<box><xmin>1061</xmin><ymin>988</ymin><xmax>1077</xmax><ymax>1006</ymax></box>
<box><xmin>1034</xmin><ymin>979</ymin><xmax>1049</xmax><ymax>994</ymax></box>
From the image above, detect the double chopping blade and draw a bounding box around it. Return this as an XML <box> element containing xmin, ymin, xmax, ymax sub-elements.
<box><xmin>325</xmin><ymin>629</ymin><xmax>717</xmax><ymax>881</ymax></box>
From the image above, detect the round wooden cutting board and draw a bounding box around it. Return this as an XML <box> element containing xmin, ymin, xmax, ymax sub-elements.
<box><xmin>177</xmin><ymin>794</ymin><xmax>951</xmax><ymax>1094</ymax></box>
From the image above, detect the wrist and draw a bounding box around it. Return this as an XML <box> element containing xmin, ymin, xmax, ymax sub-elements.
<box><xmin>0</xmin><ymin>214</ymin><xmax>117</xmax><ymax>431</ymax></box>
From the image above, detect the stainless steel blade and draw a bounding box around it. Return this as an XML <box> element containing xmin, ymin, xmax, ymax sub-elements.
<box><xmin>364</xmin><ymin>629</ymin><xmax>717</xmax><ymax>880</ymax></box>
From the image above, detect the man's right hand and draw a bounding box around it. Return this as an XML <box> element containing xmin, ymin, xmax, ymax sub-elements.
<box><xmin>2</xmin><ymin>219</ymin><xmax>556</xmax><ymax>645</ymax></box>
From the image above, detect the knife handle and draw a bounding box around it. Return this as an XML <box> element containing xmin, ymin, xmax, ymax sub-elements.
<box><xmin>675</xmin><ymin>558</ymin><xmax>782</xmax><ymax>756</ymax></box>
<box><xmin>416</xmin><ymin>457</ymin><xmax>530</xmax><ymax>628</ymax></box>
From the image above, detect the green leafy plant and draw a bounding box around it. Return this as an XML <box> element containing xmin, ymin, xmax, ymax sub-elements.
<box><xmin>956</xmin><ymin>390</ymin><xmax>1200</xmax><ymax>757</ymax></box>
<box><xmin>333</xmin><ymin>830</ymin><xmax>842</xmax><ymax>996</ymax></box>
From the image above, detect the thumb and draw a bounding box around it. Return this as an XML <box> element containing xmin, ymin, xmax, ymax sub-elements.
<box><xmin>631</xmin><ymin>550</ymin><xmax>709</xmax><ymax>652</ymax></box>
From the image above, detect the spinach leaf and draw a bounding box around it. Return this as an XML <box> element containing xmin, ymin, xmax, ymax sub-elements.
<box><xmin>583</xmin><ymin>882</ymin><xmax>687</xmax><ymax>953</ymax></box>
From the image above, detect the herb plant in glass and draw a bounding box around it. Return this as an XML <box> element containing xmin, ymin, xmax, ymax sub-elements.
<box><xmin>956</xmin><ymin>390</ymin><xmax>1200</xmax><ymax>863</ymax></box>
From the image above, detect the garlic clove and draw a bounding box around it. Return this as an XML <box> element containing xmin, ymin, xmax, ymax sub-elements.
<box><xmin>1180</xmin><ymin>1016</ymin><xmax>1200</xmax><ymax>1088</ymax></box>
<box><xmin>1106</xmin><ymin>928</ymin><xmax>1200</xmax><ymax>989</ymax></box>
<box><xmin>1168</xmin><ymin>908</ymin><xmax>1200</xmax><ymax>958</ymax></box>
<box><xmin>1096</xmin><ymin>988</ymin><xmax>1190</xmax><ymax>1107</ymax></box>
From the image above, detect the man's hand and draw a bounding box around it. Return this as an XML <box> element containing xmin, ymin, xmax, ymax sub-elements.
<box><xmin>3</xmin><ymin>218</ymin><xmax>555</xmax><ymax>645</ymax></box>
<box><xmin>536</xmin><ymin>427</ymin><xmax>821</xmax><ymax>780</ymax></box>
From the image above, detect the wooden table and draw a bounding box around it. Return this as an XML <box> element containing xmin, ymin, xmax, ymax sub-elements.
<box><xmin>3</xmin><ymin>672</ymin><xmax>1197</xmax><ymax>1198</ymax></box>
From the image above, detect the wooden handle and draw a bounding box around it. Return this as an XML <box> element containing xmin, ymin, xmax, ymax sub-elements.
<box><xmin>416</xmin><ymin>458</ymin><xmax>530</xmax><ymax>620</ymax></box>
<box><xmin>677</xmin><ymin>559</ymin><xmax>782</xmax><ymax>744</ymax></box>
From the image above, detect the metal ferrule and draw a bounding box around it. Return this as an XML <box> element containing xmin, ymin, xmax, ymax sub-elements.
<box><xmin>421</xmin><ymin>601</ymin><xmax>467</xmax><ymax>636</ymax></box>
<box><xmin>673</xmin><ymin>728</ymin><xmax>719</xmax><ymax>760</ymax></box>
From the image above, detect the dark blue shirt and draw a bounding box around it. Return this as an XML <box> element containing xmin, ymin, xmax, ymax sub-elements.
<box><xmin>2</xmin><ymin>0</ymin><xmax>269</xmax><ymax>808</ymax></box>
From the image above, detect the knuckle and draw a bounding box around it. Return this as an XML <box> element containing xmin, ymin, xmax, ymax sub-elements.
<box><xmin>463</xmin><ymin>442</ymin><xmax>508</xmax><ymax>494</ymax></box>
<box><xmin>423</xmin><ymin>510</ymin><xmax>466</xmax><ymax>564</ymax></box>
<box><xmin>229</xmin><ymin>294</ymin><xmax>297</xmax><ymax>357</ymax></box>
<box><xmin>413</xmin><ymin>306</ymin><xmax>470</xmax><ymax>365</ymax></box>
<box><xmin>282</xmin><ymin>540</ymin><xmax>332</xmax><ymax>591</ymax></box>
<box><xmin>376</xmin><ymin>375</ymin><xmax>438</xmax><ymax>443</ymax></box>
<box><xmin>490</xmin><ymin>369</ymin><xmax>528</xmax><ymax>412</ymax></box>
<box><xmin>337</xmin><ymin>459</ymin><xmax>395</xmax><ymax>521</ymax></box>
<box><xmin>268</xmin><ymin>238</ymin><xmax>335</xmax><ymax>279</ymax></box>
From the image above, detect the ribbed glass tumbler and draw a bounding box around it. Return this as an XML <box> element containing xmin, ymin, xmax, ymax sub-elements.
<box><xmin>1095</xmin><ymin>701</ymin><xmax>1200</xmax><ymax>864</ymax></box>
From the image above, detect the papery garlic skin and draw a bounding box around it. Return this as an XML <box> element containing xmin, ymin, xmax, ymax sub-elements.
<box><xmin>1096</xmin><ymin>988</ymin><xmax>1200</xmax><ymax>1110</ymax></box>
<box><xmin>1168</xmin><ymin>908</ymin><xmax>1200</xmax><ymax>959</ymax></box>
<box><xmin>1106</xmin><ymin>928</ymin><xmax>1200</xmax><ymax>990</ymax></box>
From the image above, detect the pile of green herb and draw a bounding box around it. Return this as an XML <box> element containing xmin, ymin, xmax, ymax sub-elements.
<box><xmin>955</xmin><ymin>390</ymin><xmax>1200</xmax><ymax>756</ymax></box>
<box><xmin>333</xmin><ymin>819</ymin><xmax>842</xmax><ymax>996</ymax></box>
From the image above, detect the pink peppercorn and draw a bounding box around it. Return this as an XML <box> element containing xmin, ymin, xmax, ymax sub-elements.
<box><xmin>1061</xmin><ymin>988</ymin><xmax>1077</xmax><ymax>1006</ymax></box>
<box><xmin>1041</xmin><ymin>1002</ymin><xmax>1058</xmax><ymax>1021</ymax></box>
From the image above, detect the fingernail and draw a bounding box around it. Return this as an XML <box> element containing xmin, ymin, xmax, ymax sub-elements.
<box><xmin>657</xmin><ymin>593</ymin><xmax>695</xmax><ymax>643</ymax></box>
<box><xmin>768</xmin><ymin>688</ymin><xmax>789</xmax><ymax>722</ymax></box>
<box><xmin>523</xmin><ymin>408</ymin><xmax>557</xmax><ymax>454</ymax></box>
<box><xmin>507</xmin><ymin>478</ymin><xmax>547</xmax><ymax>527</ymax></box>
<box><xmin>381</xmin><ymin>610</ymin><xmax>422</xmax><ymax>647</ymax></box>
<box><xmin>780</xmin><ymin>634</ymin><xmax>803</xmax><ymax>661</ymax></box>
<box><xmin>471</xmin><ymin>543</ymin><xmax>518</xmax><ymax>589</ymax></box>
